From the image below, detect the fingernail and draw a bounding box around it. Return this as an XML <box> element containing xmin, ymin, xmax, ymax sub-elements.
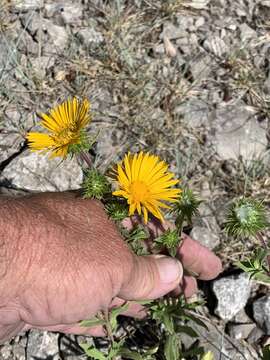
<box><xmin>155</xmin><ymin>257</ymin><xmax>183</xmax><ymax>284</ymax></box>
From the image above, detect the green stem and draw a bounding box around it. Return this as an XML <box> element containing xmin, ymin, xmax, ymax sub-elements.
<box><xmin>175</xmin><ymin>214</ymin><xmax>185</xmax><ymax>237</ymax></box>
<box><xmin>256</xmin><ymin>232</ymin><xmax>270</xmax><ymax>276</ymax></box>
<box><xmin>104</xmin><ymin>309</ymin><xmax>117</xmax><ymax>360</ymax></box>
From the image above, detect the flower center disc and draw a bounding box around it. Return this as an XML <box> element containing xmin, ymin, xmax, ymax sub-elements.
<box><xmin>130</xmin><ymin>181</ymin><xmax>149</xmax><ymax>203</ymax></box>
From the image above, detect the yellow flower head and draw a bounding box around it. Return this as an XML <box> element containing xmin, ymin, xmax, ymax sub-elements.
<box><xmin>27</xmin><ymin>97</ymin><xmax>91</xmax><ymax>158</ymax></box>
<box><xmin>113</xmin><ymin>152</ymin><xmax>181</xmax><ymax>223</ymax></box>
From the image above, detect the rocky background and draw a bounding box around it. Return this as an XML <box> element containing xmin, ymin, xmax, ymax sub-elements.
<box><xmin>0</xmin><ymin>0</ymin><xmax>270</xmax><ymax>359</ymax></box>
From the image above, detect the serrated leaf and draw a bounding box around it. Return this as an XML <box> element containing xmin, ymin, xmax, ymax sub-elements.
<box><xmin>80</xmin><ymin>344</ymin><xmax>106</xmax><ymax>360</ymax></box>
<box><xmin>164</xmin><ymin>334</ymin><xmax>180</xmax><ymax>360</ymax></box>
<box><xmin>80</xmin><ymin>317</ymin><xmax>106</xmax><ymax>328</ymax></box>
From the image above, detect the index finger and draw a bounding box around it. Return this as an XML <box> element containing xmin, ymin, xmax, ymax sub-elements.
<box><xmin>178</xmin><ymin>234</ymin><xmax>222</xmax><ymax>280</ymax></box>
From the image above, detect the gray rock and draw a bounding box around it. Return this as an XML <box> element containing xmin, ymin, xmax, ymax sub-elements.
<box><xmin>212</xmin><ymin>273</ymin><xmax>251</xmax><ymax>321</ymax></box>
<box><xmin>203</xmin><ymin>35</ymin><xmax>229</xmax><ymax>58</ymax></box>
<box><xmin>42</xmin><ymin>20</ymin><xmax>69</xmax><ymax>50</ymax></box>
<box><xmin>21</xmin><ymin>14</ymin><xmax>68</xmax><ymax>50</ymax></box>
<box><xmin>239</xmin><ymin>23</ymin><xmax>257</xmax><ymax>42</ymax></box>
<box><xmin>229</xmin><ymin>323</ymin><xmax>256</xmax><ymax>340</ymax></box>
<box><xmin>26</xmin><ymin>330</ymin><xmax>59</xmax><ymax>359</ymax></box>
<box><xmin>185</xmin><ymin>0</ymin><xmax>211</xmax><ymax>9</ymax></box>
<box><xmin>212</xmin><ymin>102</ymin><xmax>267</xmax><ymax>161</ymax></box>
<box><xmin>11</xmin><ymin>0</ymin><xmax>43</xmax><ymax>12</ymax></box>
<box><xmin>174</xmin><ymin>98</ymin><xmax>209</xmax><ymax>127</ymax></box>
<box><xmin>253</xmin><ymin>295</ymin><xmax>270</xmax><ymax>334</ymax></box>
<box><xmin>247</xmin><ymin>326</ymin><xmax>265</xmax><ymax>344</ymax></box>
<box><xmin>190</xmin><ymin>53</ymin><xmax>212</xmax><ymax>79</ymax></box>
<box><xmin>160</xmin><ymin>22</ymin><xmax>186</xmax><ymax>40</ymax></box>
<box><xmin>190</xmin><ymin>226</ymin><xmax>220</xmax><ymax>249</ymax></box>
<box><xmin>77</xmin><ymin>28</ymin><xmax>104</xmax><ymax>46</ymax></box>
<box><xmin>0</xmin><ymin>132</ymin><xmax>24</xmax><ymax>164</ymax></box>
<box><xmin>45</xmin><ymin>1</ymin><xmax>83</xmax><ymax>24</ymax></box>
<box><xmin>30</xmin><ymin>56</ymin><xmax>55</xmax><ymax>78</ymax></box>
<box><xmin>1</xmin><ymin>151</ymin><xmax>83</xmax><ymax>191</ymax></box>
<box><xmin>260</xmin><ymin>0</ymin><xmax>270</xmax><ymax>6</ymax></box>
<box><xmin>183</xmin><ymin>316</ymin><xmax>258</xmax><ymax>359</ymax></box>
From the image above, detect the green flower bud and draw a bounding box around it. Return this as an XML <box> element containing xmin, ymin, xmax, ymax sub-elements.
<box><xmin>82</xmin><ymin>169</ymin><xmax>111</xmax><ymax>200</ymax></box>
<box><xmin>105</xmin><ymin>200</ymin><xmax>129</xmax><ymax>221</ymax></box>
<box><xmin>172</xmin><ymin>188</ymin><xmax>201</xmax><ymax>224</ymax></box>
<box><xmin>155</xmin><ymin>229</ymin><xmax>180</xmax><ymax>257</ymax></box>
<box><xmin>225</xmin><ymin>198</ymin><xmax>269</xmax><ymax>238</ymax></box>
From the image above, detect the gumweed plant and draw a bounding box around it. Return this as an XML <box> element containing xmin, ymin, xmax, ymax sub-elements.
<box><xmin>225</xmin><ymin>198</ymin><xmax>270</xmax><ymax>284</ymax></box>
<box><xmin>27</xmin><ymin>97</ymin><xmax>215</xmax><ymax>359</ymax></box>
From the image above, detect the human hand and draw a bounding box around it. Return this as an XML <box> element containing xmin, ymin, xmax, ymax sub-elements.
<box><xmin>0</xmin><ymin>192</ymin><xmax>221</xmax><ymax>343</ymax></box>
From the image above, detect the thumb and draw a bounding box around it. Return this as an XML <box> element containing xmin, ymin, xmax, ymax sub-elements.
<box><xmin>119</xmin><ymin>255</ymin><xmax>183</xmax><ymax>300</ymax></box>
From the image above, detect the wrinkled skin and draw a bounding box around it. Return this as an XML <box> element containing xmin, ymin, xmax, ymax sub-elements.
<box><xmin>0</xmin><ymin>192</ymin><xmax>222</xmax><ymax>343</ymax></box>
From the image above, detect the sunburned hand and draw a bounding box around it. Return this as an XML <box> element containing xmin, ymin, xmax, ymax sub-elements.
<box><xmin>0</xmin><ymin>192</ymin><xmax>222</xmax><ymax>343</ymax></box>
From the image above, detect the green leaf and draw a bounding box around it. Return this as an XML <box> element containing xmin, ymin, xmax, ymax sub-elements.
<box><xmin>253</xmin><ymin>272</ymin><xmax>270</xmax><ymax>284</ymax></box>
<box><xmin>182</xmin><ymin>345</ymin><xmax>204</xmax><ymax>357</ymax></box>
<box><xmin>80</xmin><ymin>344</ymin><xmax>106</xmax><ymax>360</ymax></box>
<box><xmin>108</xmin><ymin>339</ymin><xmax>125</xmax><ymax>359</ymax></box>
<box><xmin>263</xmin><ymin>345</ymin><xmax>270</xmax><ymax>360</ymax></box>
<box><xmin>184</xmin><ymin>313</ymin><xmax>208</xmax><ymax>330</ymax></box>
<box><xmin>118</xmin><ymin>349</ymin><xmax>144</xmax><ymax>360</ymax></box>
<box><xmin>175</xmin><ymin>325</ymin><xmax>198</xmax><ymax>338</ymax></box>
<box><xmin>80</xmin><ymin>317</ymin><xmax>106</xmax><ymax>328</ymax></box>
<box><xmin>110</xmin><ymin>303</ymin><xmax>129</xmax><ymax>331</ymax></box>
<box><xmin>162</xmin><ymin>312</ymin><xmax>175</xmax><ymax>335</ymax></box>
<box><xmin>201</xmin><ymin>351</ymin><xmax>214</xmax><ymax>360</ymax></box>
<box><xmin>164</xmin><ymin>334</ymin><xmax>180</xmax><ymax>360</ymax></box>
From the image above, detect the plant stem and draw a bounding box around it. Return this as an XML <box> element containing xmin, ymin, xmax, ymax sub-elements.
<box><xmin>104</xmin><ymin>309</ymin><xmax>117</xmax><ymax>359</ymax></box>
<box><xmin>256</xmin><ymin>232</ymin><xmax>270</xmax><ymax>275</ymax></box>
<box><xmin>79</xmin><ymin>151</ymin><xmax>92</xmax><ymax>168</ymax></box>
<box><xmin>175</xmin><ymin>214</ymin><xmax>184</xmax><ymax>237</ymax></box>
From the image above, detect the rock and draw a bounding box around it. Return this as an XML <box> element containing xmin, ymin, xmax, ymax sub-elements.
<box><xmin>26</xmin><ymin>330</ymin><xmax>59</xmax><ymax>359</ymax></box>
<box><xmin>77</xmin><ymin>28</ymin><xmax>104</xmax><ymax>46</ymax></box>
<box><xmin>21</xmin><ymin>14</ymin><xmax>68</xmax><ymax>50</ymax></box>
<box><xmin>11</xmin><ymin>0</ymin><xmax>43</xmax><ymax>12</ymax></box>
<box><xmin>190</xmin><ymin>53</ymin><xmax>212</xmax><ymax>79</ymax></box>
<box><xmin>0</xmin><ymin>343</ymin><xmax>12</xmax><ymax>359</ymax></box>
<box><xmin>203</xmin><ymin>35</ymin><xmax>229</xmax><ymax>58</ymax></box>
<box><xmin>0</xmin><ymin>151</ymin><xmax>83</xmax><ymax>191</ymax></box>
<box><xmin>190</xmin><ymin>203</ymin><xmax>220</xmax><ymax>250</ymax></box>
<box><xmin>239</xmin><ymin>23</ymin><xmax>257</xmax><ymax>42</ymax></box>
<box><xmin>253</xmin><ymin>295</ymin><xmax>270</xmax><ymax>334</ymax></box>
<box><xmin>190</xmin><ymin>226</ymin><xmax>220</xmax><ymax>249</ymax></box>
<box><xmin>174</xmin><ymin>98</ymin><xmax>209</xmax><ymax>127</ymax></box>
<box><xmin>30</xmin><ymin>56</ymin><xmax>55</xmax><ymax>78</ymax></box>
<box><xmin>160</xmin><ymin>22</ymin><xmax>186</xmax><ymax>40</ymax></box>
<box><xmin>0</xmin><ymin>132</ymin><xmax>24</xmax><ymax>164</ymax></box>
<box><xmin>212</xmin><ymin>102</ymin><xmax>267</xmax><ymax>161</ymax></box>
<box><xmin>42</xmin><ymin>20</ymin><xmax>69</xmax><ymax>50</ymax></box>
<box><xmin>185</xmin><ymin>0</ymin><xmax>211</xmax><ymax>9</ymax></box>
<box><xmin>260</xmin><ymin>0</ymin><xmax>270</xmax><ymax>6</ymax></box>
<box><xmin>247</xmin><ymin>326</ymin><xmax>265</xmax><ymax>344</ymax></box>
<box><xmin>183</xmin><ymin>316</ymin><xmax>258</xmax><ymax>359</ymax></box>
<box><xmin>45</xmin><ymin>1</ymin><xmax>83</xmax><ymax>24</ymax></box>
<box><xmin>212</xmin><ymin>273</ymin><xmax>251</xmax><ymax>321</ymax></box>
<box><xmin>229</xmin><ymin>323</ymin><xmax>256</xmax><ymax>340</ymax></box>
